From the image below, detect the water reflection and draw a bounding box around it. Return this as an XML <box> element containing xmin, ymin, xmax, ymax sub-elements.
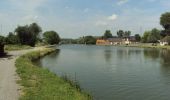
<box><xmin>143</xmin><ymin>49</ymin><xmax>160</xmax><ymax>60</ymax></box>
<box><xmin>104</xmin><ymin>49</ymin><xmax>113</xmax><ymax>63</ymax></box>
<box><xmin>116</xmin><ymin>47</ymin><xmax>142</xmax><ymax>59</ymax></box>
<box><xmin>143</xmin><ymin>48</ymin><xmax>170</xmax><ymax>83</ymax></box>
<box><xmin>160</xmin><ymin>49</ymin><xmax>170</xmax><ymax>67</ymax></box>
<box><xmin>47</xmin><ymin>49</ymin><xmax>60</xmax><ymax>59</ymax></box>
<box><xmin>143</xmin><ymin>48</ymin><xmax>170</xmax><ymax>67</ymax></box>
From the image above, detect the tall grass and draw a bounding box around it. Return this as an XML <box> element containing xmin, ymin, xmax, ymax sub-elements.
<box><xmin>5</xmin><ymin>45</ymin><xmax>32</xmax><ymax>51</ymax></box>
<box><xmin>16</xmin><ymin>48</ymin><xmax>92</xmax><ymax>100</ymax></box>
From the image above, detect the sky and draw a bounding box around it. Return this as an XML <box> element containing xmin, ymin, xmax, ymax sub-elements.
<box><xmin>0</xmin><ymin>0</ymin><xmax>170</xmax><ymax>38</ymax></box>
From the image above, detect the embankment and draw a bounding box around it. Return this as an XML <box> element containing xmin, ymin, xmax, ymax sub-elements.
<box><xmin>16</xmin><ymin>47</ymin><xmax>91</xmax><ymax>100</ymax></box>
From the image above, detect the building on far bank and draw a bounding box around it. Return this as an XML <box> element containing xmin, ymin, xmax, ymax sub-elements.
<box><xmin>96</xmin><ymin>39</ymin><xmax>110</xmax><ymax>45</ymax></box>
<box><xmin>160</xmin><ymin>36</ymin><xmax>169</xmax><ymax>46</ymax></box>
<box><xmin>96</xmin><ymin>36</ymin><xmax>137</xmax><ymax>45</ymax></box>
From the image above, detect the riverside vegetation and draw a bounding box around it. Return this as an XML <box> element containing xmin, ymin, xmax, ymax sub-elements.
<box><xmin>15</xmin><ymin>48</ymin><xmax>92</xmax><ymax>100</ymax></box>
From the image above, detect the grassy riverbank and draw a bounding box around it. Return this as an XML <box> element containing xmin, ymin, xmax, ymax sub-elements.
<box><xmin>5</xmin><ymin>45</ymin><xmax>32</xmax><ymax>51</ymax></box>
<box><xmin>16</xmin><ymin>48</ymin><xmax>91</xmax><ymax>100</ymax></box>
<box><xmin>123</xmin><ymin>43</ymin><xmax>170</xmax><ymax>50</ymax></box>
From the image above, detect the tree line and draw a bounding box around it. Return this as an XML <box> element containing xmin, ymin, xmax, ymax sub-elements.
<box><xmin>0</xmin><ymin>23</ymin><xmax>60</xmax><ymax>56</ymax></box>
<box><xmin>141</xmin><ymin>12</ymin><xmax>170</xmax><ymax>43</ymax></box>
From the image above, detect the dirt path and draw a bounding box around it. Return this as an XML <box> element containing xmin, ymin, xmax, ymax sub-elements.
<box><xmin>0</xmin><ymin>47</ymin><xmax>44</xmax><ymax>100</ymax></box>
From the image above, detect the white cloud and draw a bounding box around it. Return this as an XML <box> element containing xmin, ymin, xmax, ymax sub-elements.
<box><xmin>117</xmin><ymin>0</ymin><xmax>129</xmax><ymax>6</ymax></box>
<box><xmin>107</xmin><ymin>14</ymin><xmax>118</xmax><ymax>21</ymax></box>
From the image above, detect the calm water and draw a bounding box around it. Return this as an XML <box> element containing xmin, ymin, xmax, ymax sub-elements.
<box><xmin>37</xmin><ymin>45</ymin><xmax>170</xmax><ymax>100</ymax></box>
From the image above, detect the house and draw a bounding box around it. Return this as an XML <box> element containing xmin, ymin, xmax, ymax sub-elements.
<box><xmin>107</xmin><ymin>37</ymin><xmax>123</xmax><ymax>45</ymax></box>
<box><xmin>123</xmin><ymin>36</ymin><xmax>137</xmax><ymax>45</ymax></box>
<box><xmin>96</xmin><ymin>36</ymin><xmax>137</xmax><ymax>45</ymax></box>
<box><xmin>160</xmin><ymin>36</ymin><xmax>169</xmax><ymax>46</ymax></box>
<box><xmin>96</xmin><ymin>39</ymin><xmax>111</xmax><ymax>45</ymax></box>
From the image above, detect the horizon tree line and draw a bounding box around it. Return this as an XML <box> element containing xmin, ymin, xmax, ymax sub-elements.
<box><xmin>0</xmin><ymin>22</ymin><xmax>61</xmax><ymax>56</ymax></box>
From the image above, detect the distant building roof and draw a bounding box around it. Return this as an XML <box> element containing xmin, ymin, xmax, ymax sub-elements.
<box><xmin>160</xmin><ymin>36</ymin><xmax>170</xmax><ymax>42</ymax></box>
<box><xmin>107</xmin><ymin>38</ymin><xmax>122</xmax><ymax>42</ymax></box>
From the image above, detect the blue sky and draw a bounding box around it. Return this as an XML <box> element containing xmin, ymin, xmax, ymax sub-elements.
<box><xmin>0</xmin><ymin>0</ymin><xmax>170</xmax><ymax>38</ymax></box>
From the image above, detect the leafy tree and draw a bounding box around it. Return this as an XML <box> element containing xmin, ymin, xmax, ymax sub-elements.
<box><xmin>147</xmin><ymin>28</ymin><xmax>160</xmax><ymax>43</ymax></box>
<box><xmin>6</xmin><ymin>32</ymin><xmax>19</xmax><ymax>44</ymax></box>
<box><xmin>84</xmin><ymin>36</ymin><xmax>96</xmax><ymax>44</ymax></box>
<box><xmin>103</xmin><ymin>30</ymin><xmax>113</xmax><ymax>39</ymax></box>
<box><xmin>43</xmin><ymin>31</ymin><xmax>60</xmax><ymax>45</ymax></box>
<box><xmin>142</xmin><ymin>28</ymin><xmax>161</xmax><ymax>43</ymax></box>
<box><xmin>0</xmin><ymin>36</ymin><xmax>6</xmax><ymax>55</ymax></box>
<box><xmin>15</xmin><ymin>23</ymin><xmax>42</xmax><ymax>47</ymax></box>
<box><xmin>123</xmin><ymin>31</ymin><xmax>131</xmax><ymax>38</ymax></box>
<box><xmin>160</xmin><ymin>12</ymin><xmax>170</xmax><ymax>36</ymax></box>
<box><xmin>142</xmin><ymin>31</ymin><xmax>150</xmax><ymax>43</ymax></box>
<box><xmin>117</xmin><ymin>30</ymin><xmax>124</xmax><ymax>38</ymax></box>
<box><xmin>135</xmin><ymin>34</ymin><xmax>141</xmax><ymax>42</ymax></box>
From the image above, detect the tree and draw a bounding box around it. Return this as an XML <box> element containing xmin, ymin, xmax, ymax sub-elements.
<box><xmin>29</xmin><ymin>23</ymin><xmax>42</xmax><ymax>46</ymax></box>
<box><xmin>160</xmin><ymin>12</ymin><xmax>170</xmax><ymax>35</ymax></box>
<box><xmin>160</xmin><ymin>12</ymin><xmax>170</xmax><ymax>36</ymax></box>
<box><xmin>147</xmin><ymin>28</ymin><xmax>161</xmax><ymax>43</ymax></box>
<box><xmin>6</xmin><ymin>32</ymin><xmax>19</xmax><ymax>44</ymax></box>
<box><xmin>103</xmin><ymin>30</ymin><xmax>113</xmax><ymax>39</ymax></box>
<box><xmin>15</xmin><ymin>23</ymin><xmax>42</xmax><ymax>47</ymax></box>
<box><xmin>135</xmin><ymin>34</ymin><xmax>141</xmax><ymax>42</ymax></box>
<box><xmin>123</xmin><ymin>31</ymin><xmax>131</xmax><ymax>38</ymax></box>
<box><xmin>117</xmin><ymin>30</ymin><xmax>124</xmax><ymax>38</ymax></box>
<box><xmin>84</xmin><ymin>36</ymin><xmax>96</xmax><ymax>44</ymax></box>
<box><xmin>142</xmin><ymin>28</ymin><xmax>161</xmax><ymax>43</ymax></box>
<box><xmin>43</xmin><ymin>31</ymin><xmax>60</xmax><ymax>45</ymax></box>
<box><xmin>142</xmin><ymin>31</ymin><xmax>150</xmax><ymax>43</ymax></box>
<box><xmin>0</xmin><ymin>36</ymin><xmax>6</xmax><ymax>56</ymax></box>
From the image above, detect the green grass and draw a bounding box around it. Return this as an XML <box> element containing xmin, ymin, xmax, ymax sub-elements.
<box><xmin>16</xmin><ymin>48</ymin><xmax>92</xmax><ymax>100</ymax></box>
<box><xmin>125</xmin><ymin>43</ymin><xmax>170</xmax><ymax>50</ymax></box>
<box><xmin>5</xmin><ymin>45</ymin><xmax>32</xmax><ymax>51</ymax></box>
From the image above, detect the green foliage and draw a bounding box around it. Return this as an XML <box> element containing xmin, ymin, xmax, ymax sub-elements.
<box><xmin>16</xmin><ymin>48</ymin><xmax>92</xmax><ymax>100</ymax></box>
<box><xmin>135</xmin><ymin>34</ymin><xmax>141</xmax><ymax>42</ymax></box>
<box><xmin>61</xmin><ymin>39</ymin><xmax>78</xmax><ymax>44</ymax></box>
<box><xmin>15</xmin><ymin>23</ymin><xmax>42</xmax><ymax>47</ymax></box>
<box><xmin>0</xmin><ymin>35</ymin><xmax>5</xmax><ymax>44</ymax></box>
<box><xmin>77</xmin><ymin>36</ymin><xmax>96</xmax><ymax>44</ymax></box>
<box><xmin>103</xmin><ymin>30</ymin><xmax>113</xmax><ymax>39</ymax></box>
<box><xmin>5</xmin><ymin>45</ymin><xmax>32</xmax><ymax>51</ymax></box>
<box><xmin>142</xmin><ymin>28</ymin><xmax>161</xmax><ymax>43</ymax></box>
<box><xmin>117</xmin><ymin>30</ymin><xmax>124</xmax><ymax>38</ymax></box>
<box><xmin>6</xmin><ymin>32</ymin><xmax>19</xmax><ymax>44</ymax></box>
<box><xmin>160</xmin><ymin>12</ymin><xmax>170</xmax><ymax>30</ymax></box>
<box><xmin>160</xmin><ymin>12</ymin><xmax>170</xmax><ymax>36</ymax></box>
<box><xmin>142</xmin><ymin>31</ymin><xmax>150</xmax><ymax>43</ymax></box>
<box><xmin>43</xmin><ymin>31</ymin><xmax>60</xmax><ymax>45</ymax></box>
<box><xmin>117</xmin><ymin>30</ymin><xmax>131</xmax><ymax>38</ymax></box>
<box><xmin>123</xmin><ymin>31</ymin><xmax>131</xmax><ymax>38</ymax></box>
<box><xmin>84</xmin><ymin>36</ymin><xmax>96</xmax><ymax>44</ymax></box>
<box><xmin>0</xmin><ymin>35</ymin><xmax>5</xmax><ymax>55</ymax></box>
<box><xmin>147</xmin><ymin>28</ymin><xmax>161</xmax><ymax>43</ymax></box>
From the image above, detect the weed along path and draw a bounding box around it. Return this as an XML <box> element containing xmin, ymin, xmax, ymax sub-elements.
<box><xmin>0</xmin><ymin>47</ymin><xmax>43</xmax><ymax>100</ymax></box>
